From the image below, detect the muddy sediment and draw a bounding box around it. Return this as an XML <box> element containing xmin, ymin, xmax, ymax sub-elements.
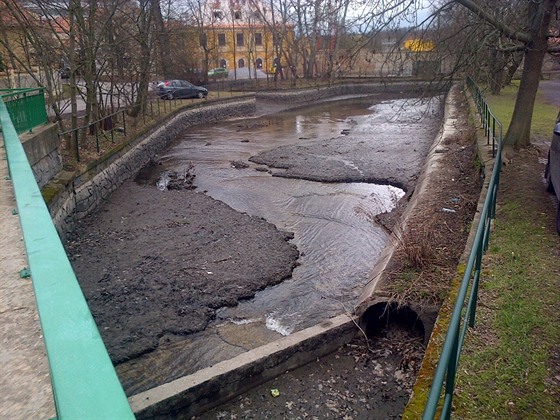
<box><xmin>66</xmin><ymin>186</ymin><xmax>299</xmax><ymax>363</ymax></box>
<box><xmin>65</xmin><ymin>93</ymin><xmax>444</xmax><ymax>387</ymax></box>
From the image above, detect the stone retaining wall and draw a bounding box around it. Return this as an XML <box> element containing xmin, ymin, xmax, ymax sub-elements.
<box><xmin>256</xmin><ymin>81</ymin><xmax>431</xmax><ymax>103</ymax></box>
<box><xmin>50</xmin><ymin>98</ymin><xmax>255</xmax><ymax>238</ymax></box>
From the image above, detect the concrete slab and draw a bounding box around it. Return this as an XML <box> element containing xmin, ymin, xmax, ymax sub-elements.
<box><xmin>0</xmin><ymin>134</ymin><xmax>55</xmax><ymax>419</ymax></box>
<box><xmin>129</xmin><ymin>314</ymin><xmax>357</xmax><ymax>418</ymax></box>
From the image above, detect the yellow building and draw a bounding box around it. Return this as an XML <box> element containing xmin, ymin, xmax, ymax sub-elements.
<box><xmin>201</xmin><ymin>0</ymin><xmax>293</xmax><ymax>77</ymax></box>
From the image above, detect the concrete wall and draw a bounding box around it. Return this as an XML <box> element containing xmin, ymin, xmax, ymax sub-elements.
<box><xmin>256</xmin><ymin>81</ymin><xmax>434</xmax><ymax>104</ymax></box>
<box><xmin>20</xmin><ymin>124</ymin><xmax>61</xmax><ymax>189</ymax></box>
<box><xmin>130</xmin><ymin>315</ymin><xmax>357</xmax><ymax>418</ymax></box>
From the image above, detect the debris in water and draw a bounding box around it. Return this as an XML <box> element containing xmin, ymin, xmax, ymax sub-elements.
<box><xmin>156</xmin><ymin>163</ymin><xmax>196</xmax><ymax>191</ymax></box>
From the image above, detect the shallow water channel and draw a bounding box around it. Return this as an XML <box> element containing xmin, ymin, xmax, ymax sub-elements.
<box><xmin>112</xmin><ymin>95</ymin><xmax>442</xmax><ymax>393</ymax></box>
<box><xmin>161</xmin><ymin>98</ymin><xmax>415</xmax><ymax>333</ymax></box>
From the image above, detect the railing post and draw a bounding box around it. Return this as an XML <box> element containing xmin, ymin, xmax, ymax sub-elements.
<box><xmin>74</xmin><ymin>128</ymin><xmax>80</xmax><ymax>163</ymax></box>
<box><xmin>95</xmin><ymin>123</ymin><xmax>100</xmax><ymax>153</ymax></box>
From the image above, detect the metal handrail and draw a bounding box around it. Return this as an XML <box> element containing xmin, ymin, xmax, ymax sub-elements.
<box><xmin>422</xmin><ymin>78</ymin><xmax>502</xmax><ymax>419</ymax></box>
<box><xmin>466</xmin><ymin>77</ymin><xmax>503</xmax><ymax>157</ymax></box>
<box><xmin>0</xmin><ymin>87</ymin><xmax>48</xmax><ymax>134</ymax></box>
<box><xmin>0</xmin><ymin>97</ymin><xmax>134</xmax><ymax>418</ymax></box>
<box><xmin>59</xmin><ymin>109</ymin><xmax>127</xmax><ymax>162</ymax></box>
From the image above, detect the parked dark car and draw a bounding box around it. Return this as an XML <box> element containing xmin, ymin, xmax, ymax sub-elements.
<box><xmin>545</xmin><ymin>115</ymin><xmax>560</xmax><ymax>234</ymax></box>
<box><xmin>157</xmin><ymin>80</ymin><xmax>208</xmax><ymax>100</ymax></box>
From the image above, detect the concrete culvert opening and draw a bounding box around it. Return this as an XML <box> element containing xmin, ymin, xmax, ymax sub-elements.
<box><xmin>360</xmin><ymin>302</ymin><xmax>425</xmax><ymax>342</ymax></box>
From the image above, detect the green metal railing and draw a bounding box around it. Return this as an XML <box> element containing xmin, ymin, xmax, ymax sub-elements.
<box><xmin>0</xmin><ymin>97</ymin><xmax>134</xmax><ymax>418</ymax></box>
<box><xmin>422</xmin><ymin>79</ymin><xmax>502</xmax><ymax>419</ymax></box>
<box><xmin>0</xmin><ymin>88</ymin><xmax>48</xmax><ymax>134</ymax></box>
<box><xmin>466</xmin><ymin>77</ymin><xmax>503</xmax><ymax>157</ymax></box>
<box><xmin>59</xmin><ymin>109</ymin><xmax>127</xmax><ymax>163</ymax></box>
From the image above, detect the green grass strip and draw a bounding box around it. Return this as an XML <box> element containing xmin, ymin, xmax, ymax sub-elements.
<box><xmin>483</xmin><ymin>83</ymin><xmax>557</xmax><ymax>140</ymax></box>
<box><xmin>453</xmin><ymin>201</ymin><xmax>559</xmax><ymax>418</ymax></box>
<box><xmin>452</xmin><ymin>81</ymin><xmax>560</xmax><ymax>419</ymax></box>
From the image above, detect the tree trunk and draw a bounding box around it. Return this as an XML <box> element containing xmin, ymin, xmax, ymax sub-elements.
<box><xmin>503</xmin><ymin>51</ymin><xmax>523</xmax><ymax>86</ymax></box>
<box><xmin>130</xmin><ymin>0</ymin><xmax>152</xmax><ymax>118</ymax></box>
<box><xmin>151</xmin><ymin>0</ymin><xmax>172</xmax><ymax>79</ymax></box>
<box><xmin>68</xmin><ymin>0</ymin><xmax>78</xmax><ymax>153</ymax></box>
<box><xmin>503</xmin><ymin>0</ymin><xmax>555</xmax><ymax>150</ymax></box>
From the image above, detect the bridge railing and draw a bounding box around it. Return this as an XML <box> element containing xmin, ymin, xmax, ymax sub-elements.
<box><xmin>0</xmin><ymin>88</ymin><xmax>48</xmax><ymax>134</ymax></box>
<box><xmin>422</xmin><ymin>78</ymin><xmax>503</xmax><ymax>419</ymax></box>
<box><xmin>0</xmin><ymin>97</ymin><xmax>134</xmax><ymax>418</ymax></box>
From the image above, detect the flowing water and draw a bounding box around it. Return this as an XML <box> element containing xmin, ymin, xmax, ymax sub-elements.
<box><xmin>156</xmin><ymin>97</ymin><xmax>411</xmax><ymax>335</ymax></box>
<box><xmin>117</xmin><ymin>95</ymin><xmax>442</xmax><ymax>392</ymax></box>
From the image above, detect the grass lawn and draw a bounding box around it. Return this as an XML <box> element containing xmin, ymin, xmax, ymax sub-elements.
<box><xmin>451</xmin><ymin>82</ymin><xmax>560</xmax><ymax>418</ymax></box>
<box><xmin>483</xmin><ymin>82</ymin><xmax>558</xmax><ymax>141</ymax></box>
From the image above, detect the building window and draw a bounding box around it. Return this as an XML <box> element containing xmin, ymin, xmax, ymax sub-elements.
<box><xmin>213</xmin><ymin>10</ymin><xmax>223</xmax><ymax>19</ymax></box>
<box><xmin>236</xmin><ymin>33</ymin><xmax>244</xmax><ymax>47</ymax></box>
<box><xmin>220</xmin><ymin>59</ymin><xmax>227</xmax><ymax>68</ymax></box>
<box><xmin>234</xmin><ymin>10</ymin><xmax>241</xmax><ymax>19</ymax></box>
<box><xmin>218</xmin><ymin>33</ymin><xmax>226</xmax><ymax>46</ymax></box>
<box><xmin>238</xmin><ymin>58</ymin><xmax>245</xmax><ymax>68</ymax></box>
<box><xmin>254</xmin><ymin>33</ymin><xmax>262</xmax><ymax>46</ymax></box>
<box><xmin>255</xmin><ymin>58</ymin><xmax>263</xmax><ymax>68</ymax></box>
<box><xmin>199</xmin><ymin>33</ymin><xmax>207</xmax><ymax>48</ymax></box>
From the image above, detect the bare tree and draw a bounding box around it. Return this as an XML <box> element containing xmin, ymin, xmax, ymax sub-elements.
<box><xmin>152</xmin><ymin>0</ymin><xmax>173</xmax><ymax>78</ymax></box>
<box><xmin>451</xmin><ymin>0</ymin><xmax>559</xmax><ymax>151</ymax></box>
<box><xmin>350</xmin><ymin>0</ymin><xmax>558</xmax><ymax>150</ymax></box>
<box><xmin>0</xmin><ymin>0</ymin><xmax>67</xmax><ymax>125</ymax></box>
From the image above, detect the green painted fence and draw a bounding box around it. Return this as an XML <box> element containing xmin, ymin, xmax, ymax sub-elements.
<box><xmin>0</xmin><ymin>97</ymin><xmax>134</xmax><ymax>418</ymax></box>
<box><xmin>422</xmin><ymin>78</ymin><xmax>503</xmax><ymax>419</ymax></box>
<box><xmin>0</xmin><ymin>88</ymin><xmax>48</xmax><ymax>134</ymax></box>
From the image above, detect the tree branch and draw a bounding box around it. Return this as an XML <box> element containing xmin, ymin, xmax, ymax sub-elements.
<box><xmin>455</xmin><ymin>0</ymin><xmax>532</xmax><ymax>44</ymax></box>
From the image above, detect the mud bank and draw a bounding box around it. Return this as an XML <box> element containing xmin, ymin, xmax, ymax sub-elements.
<box><xmin>65</xmin><ymin>92</ymin><xmax>442</xmax><ymax>364</ymax></box>
<box><xmin>66</xmin><ymin>184</ymin><xmax>299</xmax><ymax>363</ymax></box>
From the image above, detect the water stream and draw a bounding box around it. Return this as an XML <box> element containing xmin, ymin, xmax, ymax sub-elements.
<box><xmin>116</xmin><ymin>95</ymin><xmax>441</xmax><ymax>393</ymax></box>
<box><xmin>157</xmin><ymin>97</ymin><xmax>407</xmax><ymax>335</ymax></box>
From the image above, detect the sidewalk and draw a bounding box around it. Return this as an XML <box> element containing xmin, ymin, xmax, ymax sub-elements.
<box><xmin>0</xmin><ymin>133</ymin><xmax>54</xmax><ymax>419</ymax></box>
